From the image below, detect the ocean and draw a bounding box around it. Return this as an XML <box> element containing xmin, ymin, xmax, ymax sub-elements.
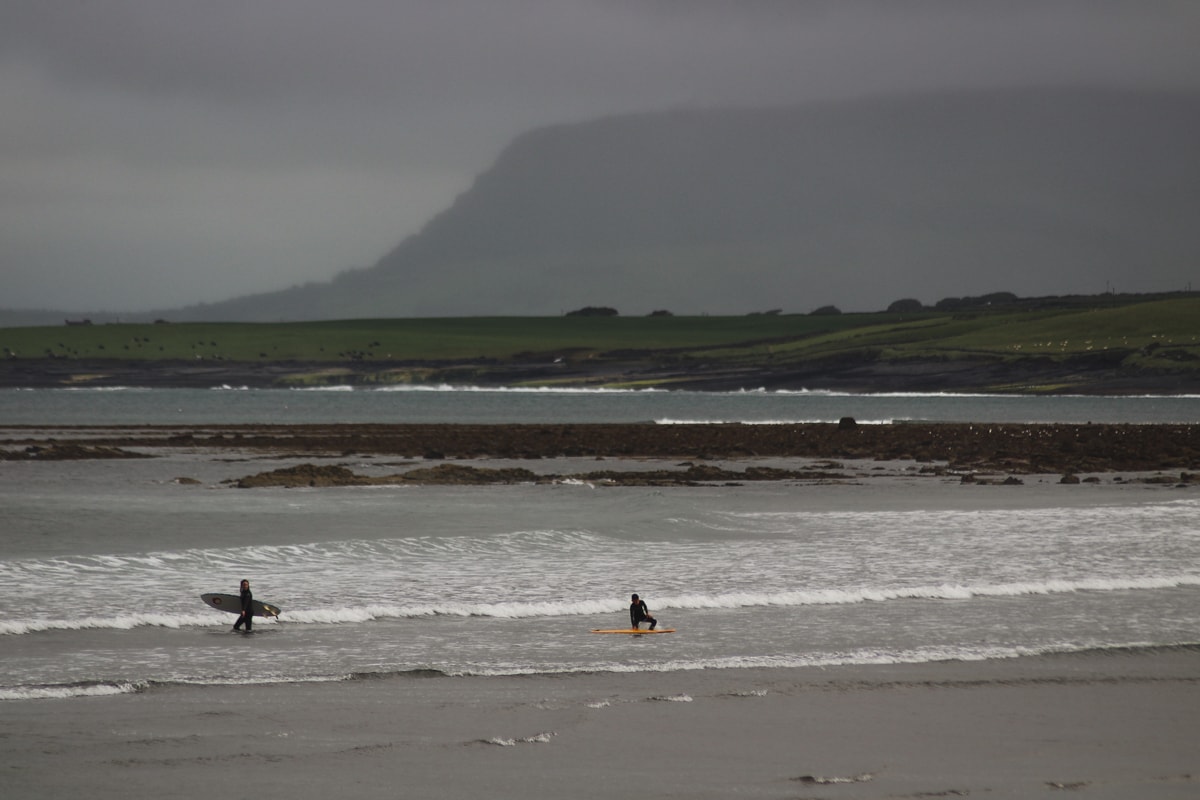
<box><xmin>2</xmin><ymin>387</ymin><xmax>1198</xmax><ymax>701</ymax></box>
<box><xmin>2</xmin><ymin>384</ymin><xmax>1200</xmax><ymax>425</ymax></box>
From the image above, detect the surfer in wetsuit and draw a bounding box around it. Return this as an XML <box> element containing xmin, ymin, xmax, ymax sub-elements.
<box><xmin>630</xmin><ymin>593</ymin><xmax>657</xmax><ymax>630</ymax></box>
<box><xmin>233</xmin><ymin>579</ymin><xmax>253</xmax><ymax>632</ymax></box>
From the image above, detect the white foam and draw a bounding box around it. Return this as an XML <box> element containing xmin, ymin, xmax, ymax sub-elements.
<box><xmin>370</xmin><ymin>384</ymin><xmax>663</xmax><ymax>395</ymax></box>
<box><xmin>449</xmin><ymin>641</ymin><xmax>1152</xmax><ymax>678</ymax></box>
<box><xmin>56</xmin><ymin>386</ymin><xmax>149</xmax><ymax>392</ymax></box>
<box><xmin>0</xmin><ymin>682</ymin><xmax>145</xmax><ymax>701</ymax></box>
<box><xmin>0</xmin><ymin>612</ymin><xmax>232</xmax><ymax>636</ymax></box>
<box><xmin>483</xmin><ymin>732</ymin><xmax>556</xmax><ymax>746</ymax></box>
<box><xmin>280</xmin><ymin>597</ymin><xmax>621</xmax><ymax>625</ymax></box>
<box><xmin>6</xmin><ymin>574</ymin><xmax>1193</xmax><ymax>636</ymax></box>
<box><xmin>553</xmin><ymin>478</ymin><xmax>596</xmax><ymax>487</ymax></box>
<box><xmin>656</xmin><ymin>575</ymin><xmax>1200</xmax><ymax>612</ymax></box>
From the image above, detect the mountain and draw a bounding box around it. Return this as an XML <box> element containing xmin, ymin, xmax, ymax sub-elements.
<box><xmin>10</xmin><ymin>88</ymin><xmax>1200</xmax><ymax>322</ymax></box>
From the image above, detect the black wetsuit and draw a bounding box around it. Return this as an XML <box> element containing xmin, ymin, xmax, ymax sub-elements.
<box><xmin>630</xmin><ymin>599</ymin><xmax>656</xmax><ymax>630</ymax></box>
<box><xmin>233</xmin><ymin>587</ymin><xmax>253</xmax><ymax>631</ymax></box>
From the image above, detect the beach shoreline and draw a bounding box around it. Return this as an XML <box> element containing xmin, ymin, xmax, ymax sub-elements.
<box><xmin>2</xmin><ymin>353</ymin><xmax>1197</xmax><ymax>396</ymax></box>
<box><xmin>3</xmin><ymin>646</ymin><xmax>1197</xmax><ymax>799</ymax></box>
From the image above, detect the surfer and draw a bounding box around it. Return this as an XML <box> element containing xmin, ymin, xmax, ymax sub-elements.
<box><xmin>232</xmin><ymin>579</ymin><xmax>253</xmax><ymax>632</ymax></box>
<box><xmin>629</xmin><ymin>593</ymin><xmax>657</xmax><ymax>630</ymax></box>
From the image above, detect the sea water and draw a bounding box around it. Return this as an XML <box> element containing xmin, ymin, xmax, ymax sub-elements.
<box><xmin>1</xmin><ymin>388</ymin><xmax>1198</xmax><ymax>700</ymax></box>
<box><xmin>2</xmin><ymin>384</ymin><xmax>1200</xmax><ymax>425</ymax></box>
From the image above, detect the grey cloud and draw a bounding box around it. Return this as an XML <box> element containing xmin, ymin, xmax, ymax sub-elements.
<box><xmin>2</xmin><ymin>0</ymin><xmax>1198</xmax><ymax>311</ymax></box>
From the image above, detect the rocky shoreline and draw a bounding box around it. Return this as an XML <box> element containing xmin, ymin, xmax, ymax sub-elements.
<box><xmin>4</xmin><ymin>422</ymin><xmax>1199</xmax><ymax>486</ymax></box>
<box><xmin>224</xmin><ymin>460</ymin><xmax>864</xmax><ymax>488</ymax></box>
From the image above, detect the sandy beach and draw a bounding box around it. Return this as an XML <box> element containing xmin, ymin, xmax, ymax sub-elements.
<box><xmin>3</xmin><ymin>647</ymin><xmax>1197</xmax><ymax>800</ymax></box>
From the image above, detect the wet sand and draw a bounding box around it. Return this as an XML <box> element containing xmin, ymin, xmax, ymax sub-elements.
<box><xmin>2</xmin><ymin>648</ymin><xmax>1197</xmax><ymax>800</ymax></box>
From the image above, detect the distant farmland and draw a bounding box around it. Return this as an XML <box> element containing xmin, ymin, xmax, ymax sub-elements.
<box><xmin>2</xmin><ymin>296</ymin><xmax>1198</xmax><ymax>393</ymax></box>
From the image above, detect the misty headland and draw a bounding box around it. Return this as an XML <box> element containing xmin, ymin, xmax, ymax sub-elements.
<box><xmin>4</xmin><ymin>88</ymin><xmax>1198</xmax><ymax>325</ymax></box>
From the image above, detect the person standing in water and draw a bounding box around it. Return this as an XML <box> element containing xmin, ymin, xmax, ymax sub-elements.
<box><xmin>232</xmin><ymin>579</ymin><xmax>253</xmax><ymax>632</ymax></box>
<box><xmin>629</xmin><ymin>593</ymin><xmax>657</xmax><ymax>630</ymax></box>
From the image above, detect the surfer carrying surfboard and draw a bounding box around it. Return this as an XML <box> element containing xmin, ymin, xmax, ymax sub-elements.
<box><xmin>629</xmin><ymin>594</ymin><xmax>658</xmax><ymax>630</ymax></box>
<box><xmin>232</xmin><ymin>579</ymin><xmax>254</xmax><ymax>632</ymax></box>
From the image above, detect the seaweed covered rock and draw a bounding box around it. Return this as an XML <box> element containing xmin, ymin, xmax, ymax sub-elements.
<box><xmin>397</xmin><ymin>464</ymin><xmax>540</xmax><ymax>484</ymax></box>
<box><xmin>232</xmin><ymin>464</ymin><xmax>368</xmax><ymax>488</ymax></box>
<box><xmin>0</xmin><ymin>444</ymin><xmax>150</xmax><ymax>460</ymax></box>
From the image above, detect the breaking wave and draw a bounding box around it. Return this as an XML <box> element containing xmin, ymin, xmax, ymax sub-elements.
<box><xmin>5</xmin><ymin>575</ymin><xmax>1196</xmax><ymax>636</ymax></box>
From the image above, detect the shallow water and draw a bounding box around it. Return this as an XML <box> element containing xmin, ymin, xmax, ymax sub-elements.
<box><xmin>3</xmin><ymin>449</ymin><xmax>1197</xmax><ymax>699</ymax></box>
<box><xmin>3</xmin><ymin>384</ymin><xmax>1200</xmax><ymax>425</ymax></box>
<box><xmin>2</xmin><ymin>389</ymin><xmax>1198</xmax><ymax>700</ymax></box>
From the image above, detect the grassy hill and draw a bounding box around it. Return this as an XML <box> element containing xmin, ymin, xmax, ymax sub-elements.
<box><xmin>2</xmin><ymin>296</ymin><xmax>1197</xmax><ymax>393</ymax></box>
<box><xmin>699</xmin><ymin>297</ymin><xmax>1200</xmax><ymax>364</ymax></box>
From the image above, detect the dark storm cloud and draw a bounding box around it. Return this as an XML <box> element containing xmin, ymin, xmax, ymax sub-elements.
<box><xmin>2</xmin><ymin>1</ymin><xmax>1198</xmax><ymax>311</ymax></box>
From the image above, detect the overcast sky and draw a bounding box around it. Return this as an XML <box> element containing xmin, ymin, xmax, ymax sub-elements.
<box><xmin>3</xmin><ymin>1</ymin><xmax>1198</xmax><ymax>312</ymax></box>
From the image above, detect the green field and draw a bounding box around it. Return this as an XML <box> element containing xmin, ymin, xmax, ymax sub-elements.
<box><xmin>692</xmin><ymin>298</ymin><xmax>1200</xmax><ymax>369</ymax></box>
<box><xmin>2</xmin><ymin>297</ymin><xmax>1198</xmax><ymax>387</ymax></box>
<box><xmin>0</xmin><ymin>314</ymin><xmax>894</xmax><ymax>363</ymax></box>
